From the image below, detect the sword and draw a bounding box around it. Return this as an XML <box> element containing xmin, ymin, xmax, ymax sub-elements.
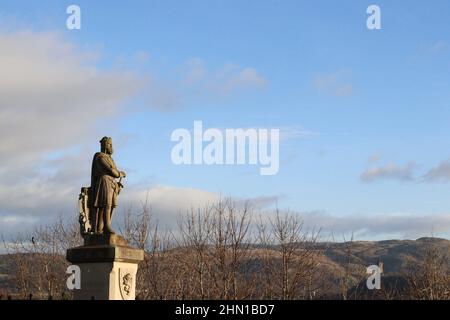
<box><xmin>117</xmin><ymin>176</ymin><xmax>124</xmax><ymax>194</ymax></box>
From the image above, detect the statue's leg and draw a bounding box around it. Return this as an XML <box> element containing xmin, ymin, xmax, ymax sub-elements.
<box><xmin>103</xmin><ymin>206</ymin><xmax>116</xmax><ymax>234</ymax></box>
<box><xmin>97</xmin><ymin>208</ymin><xmax>104</xmax><ymax>234</ymax></box>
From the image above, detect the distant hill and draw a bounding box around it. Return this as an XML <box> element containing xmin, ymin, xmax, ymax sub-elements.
<box><xmin>316</xmin><ymin>237</ymin><xmax>450</xmax><ymax>274</ymax></box>
<box><xmin>312</xmin><ymin>237</ymin><xmax>449</xmax><ymax>298</ymax></box>
<box><xmin>1</xmin><ymin>237</ymin><xmax>448</xmax><ymax>299</ymax></box>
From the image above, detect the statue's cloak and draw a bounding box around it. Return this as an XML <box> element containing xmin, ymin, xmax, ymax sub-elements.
<box><xmin>89</xmin><ymin>152</ymin><xmax>120</xmax><ymax>208</ymax></box>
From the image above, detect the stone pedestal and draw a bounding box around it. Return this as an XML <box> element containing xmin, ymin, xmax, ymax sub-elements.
<box><xmin>66</xmin><ymin>234</ymin><xmax>144</xmax><ymax>300</ymax></box>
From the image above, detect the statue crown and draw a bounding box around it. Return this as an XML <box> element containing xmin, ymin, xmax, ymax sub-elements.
<box><xmin>100</xmin><ymin>136</ymin><xmax>112</xmax><ymax>145</ymax></box>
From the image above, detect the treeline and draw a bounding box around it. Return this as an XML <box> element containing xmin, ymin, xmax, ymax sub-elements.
<box><xmin>1</xmin><ymin>200</ymin><xmax>449</xmax><ymax>300</ymax></box>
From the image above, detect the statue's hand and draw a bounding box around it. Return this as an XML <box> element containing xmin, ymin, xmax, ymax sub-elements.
<box><xmin>120</xmin><ymin>171</ymin><xmax>126</xmax><ymax>178</ymax></box>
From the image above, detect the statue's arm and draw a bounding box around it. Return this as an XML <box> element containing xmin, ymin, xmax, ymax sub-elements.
<box><xmin>98</xmin><ymin>155</ymin><xmax>121</xmax><ymax>178</ymax></box>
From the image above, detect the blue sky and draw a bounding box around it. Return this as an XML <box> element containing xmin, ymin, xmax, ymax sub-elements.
<box><xmin>0</xmin><ymin>0</ymin><xmax>450</xmax><ymax>240</ymax></box>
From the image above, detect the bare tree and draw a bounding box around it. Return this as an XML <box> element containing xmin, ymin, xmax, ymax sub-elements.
<box><xmin>256</xmin><ymin>210</ymin><xmax>321</xmax><ymax>299</ymax></box>
<box><xmin>206</xmin><ymin>200</ymin><xmax>252</xmax><ymax>299</ymax></box>
<box><xmin>405</xmin><ymin>242</ymin><xmax>450</xmax><ymax>300</ymax></box>
<box><xmin>173</xmin><ymin>206</ymin><xmax>213</xmax><ymax>299</ymax></box>
<box><xmin>2</xmin><ymin>215</ymin><xmax>82</xmax><ymax>299</ymax></box>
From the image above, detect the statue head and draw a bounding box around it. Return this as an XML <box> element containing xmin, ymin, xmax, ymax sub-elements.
<box><xmin>100</xmin><ymin>136</ymin><xmax>113</xmax><ymax>155</ymax></box>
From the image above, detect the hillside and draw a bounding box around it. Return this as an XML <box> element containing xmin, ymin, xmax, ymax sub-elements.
<box><xmin>1</xmin><ymin>237</ymin><xmax>448</xmax><ymax>299</ymax></box>
<box><xmin>316</xmin><ymin>237</ymin><xmax>450</xmax><ymax>274</ymax></box>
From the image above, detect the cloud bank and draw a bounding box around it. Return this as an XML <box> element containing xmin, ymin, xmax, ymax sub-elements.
<box><xmin>297</xmin><ymin>211</ymin><xmax>450</xmax><ymax>240</ymax></box>
<box><xmin>0</xmin><ymin>30</ymin><xmax>142</xmax><ymax>234</ymax></box>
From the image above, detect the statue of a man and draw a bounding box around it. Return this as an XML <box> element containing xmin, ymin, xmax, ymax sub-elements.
<box><xmin>89</xmin><ymin>137</ymin><xmax>126</xmax><ymax>234</ymax></box>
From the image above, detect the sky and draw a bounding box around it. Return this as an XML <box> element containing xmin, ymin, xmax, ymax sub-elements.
<box><xmin>0</xmin><ymin>0</ymin><xmax>450</xmax><ymax>241</ymax></box>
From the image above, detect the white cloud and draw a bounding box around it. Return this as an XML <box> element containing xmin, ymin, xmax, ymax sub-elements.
<box><xmin>119</xmin><ymin>185</ymin><xmax>280</xmax><ymax>228</ymax></box>
<box><xmin>0</xmin><ymin>30</ymin><xmax>143</xmax><ymax>236</ymax></box>
<box><xmin>0</xmin><ymin>215</ymin><xmax>40</xmax><ymax>239</ymax></box>
<box><xmin>215</xmin><ymin>65</ymin><xmax>267</xmax><ymax>94</ymax></box>
<box><xmin>0</xmin><ymin>30</ymin><xmax>142</xmax><ymax>167</ymax></box>
<box><xmin>296</xmin><ymin>211</ymin><xmax>450</xmax><ymax>240</ymax></box>
<box><xmin>361</xmin><ymin>155</ymin><xmax>450</xmax><ymax>184</ymax></box>
<box><xmin>360</xmin><ymin>162</ymin><xmax>416</xmax><ymax>182</ymax></box>
<box><xmin>0</xmin><ymin>215</ymin><xmax>37</xmax><ymax>225</ymax></box>
<box><xmin>360</xmin><ymin>156</ymin><xmax>450</xmax><ymax>184</ymax></box>
<box><xmin>423</xmin><ymin>160</ymin><xmax>450</xmax><ymax>182</ymax></box>
<box><xmin>143</xmin><ymin>59</ymin><xmax>267</xmax><ymax>111</ymax></box>
<box><xmin>116</xmin><ymin>187</ymin><xmax>448</xmax><ymax>240</ymax></box>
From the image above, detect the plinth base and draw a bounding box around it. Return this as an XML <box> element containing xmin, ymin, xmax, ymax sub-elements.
<box><xmin>66</xmin><ymin>236</ymin><xmax>144</xmax><ymax>300</ymax></box>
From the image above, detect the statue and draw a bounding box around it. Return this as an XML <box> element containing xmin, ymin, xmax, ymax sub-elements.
<box><xmin>69</xmin><ymin>138</ymin><xmax>143</xmax><ymax>300</ymax></box>
<box><xmin>78</xmin><ymin>137</ymin><xmax>126</xmax><ymax>236</ymax></box>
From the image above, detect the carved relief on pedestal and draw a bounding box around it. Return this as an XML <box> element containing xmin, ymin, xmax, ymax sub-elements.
<box><xmin>119</xmin><ymin>268</ymin><xmax>134</xmax><ymax>300</ymax></box>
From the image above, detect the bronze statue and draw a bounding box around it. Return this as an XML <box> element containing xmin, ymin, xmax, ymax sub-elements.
<box><xmin>79</xmin><ymin>137</ymin><xmax>126</xmax><ymax>236</ymax></box>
